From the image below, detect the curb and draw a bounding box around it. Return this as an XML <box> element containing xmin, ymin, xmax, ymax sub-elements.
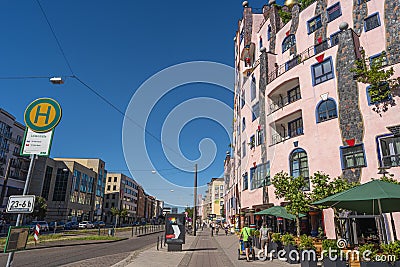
<box><xmin>25</xmin><ymin>237</ymin><xmax>129</xmax><ymax>251</ymax></box>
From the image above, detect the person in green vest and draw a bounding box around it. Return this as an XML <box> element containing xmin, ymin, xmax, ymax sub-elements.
<box><xmin>240</xmin><ymin>222</ymin><xmax>252</xmax><ymax>262</ymax></box>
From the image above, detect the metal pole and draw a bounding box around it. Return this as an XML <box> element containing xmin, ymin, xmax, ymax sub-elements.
<box><xmin>6</xmin><ymin>154</ymin><xmax>35</xmax><ymax>267</ymax></box>
<box><xmin>378</xmin><ymin>199</ymin><xmax>388</xmax><ymax>244</ymax></box>
<box><xmin>193</xmin><ymin>164</ymin><xmax>197</xmax><ymax>237</ymax></box>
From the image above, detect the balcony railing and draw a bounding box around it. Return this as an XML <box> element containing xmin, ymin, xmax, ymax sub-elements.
<box><xmin>269</xmin><ymin>95</ymin><xmax>301</xmax><ymax>113</ymax></box>
<box><xmin>267</xmin><ymin>38</ymin><xmax>334</xmax><ymax>84</ymax></box>
<box><xmin>270</xmin><ymin>131</ymin><xmax>304</xmax><ymax>146</ymax></box>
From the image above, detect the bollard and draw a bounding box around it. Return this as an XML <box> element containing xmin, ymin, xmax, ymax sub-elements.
<box><xmin>98</xmin><ymin>227</ymin><xmax>101</xmax><ymax>236</ymax></box>
<box><xmin>131</xmin><ymin>225</ymin><xmax>134</xmax><ymax>237</ymax></box>
<box><xmin>160</xmin><ymin>236</ymin><xmax>163</xmax><ymax>248</ymax></box>
<box><xmin>157</xmin><ymin>236</ymin><xmax>159</xmax><ymax>250</ymax></box>
<box><xmin>135</xmin><ymin>226</ymin><xmax>137</xmax><ymax>235</ymax></box>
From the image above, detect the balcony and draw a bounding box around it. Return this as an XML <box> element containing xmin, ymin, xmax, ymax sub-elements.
<box><xmin>270</xmin><ymin>110</ymin><xmax>303</xmax><ymax>146</ymax></box>
<box><xmin>267</xmin><ymin>37</ymin><xmax>335</xmax><ymax>84</ymax></box>
<box><xmin>268</xmin><ymin>79</ymin><xmax>301</xmax><ymax>114</ymax></box>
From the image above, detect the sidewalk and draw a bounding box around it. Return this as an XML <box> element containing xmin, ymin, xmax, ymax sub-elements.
<box><xmin>213</xmin><ymin>231</ymin><xmax>301</xmax><ymax>267</ymax></box>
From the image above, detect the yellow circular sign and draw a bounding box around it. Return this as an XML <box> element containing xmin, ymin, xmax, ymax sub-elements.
<box><xmin>24</xmin><ymin>98</ymin><xmax>62</xmax><ymax>133</ymax></box>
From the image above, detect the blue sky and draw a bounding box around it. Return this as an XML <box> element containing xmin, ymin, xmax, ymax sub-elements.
<box><xmin>0</xmin><ymin>0</ymin><xmax>282</xmax><ymax>206</ymax></box>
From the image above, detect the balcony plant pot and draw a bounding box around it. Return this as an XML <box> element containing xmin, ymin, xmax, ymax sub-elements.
<box><xmin>323</xmin><ymin>257</ymin><xmax>347</xmax><ymax>267</ymax></box>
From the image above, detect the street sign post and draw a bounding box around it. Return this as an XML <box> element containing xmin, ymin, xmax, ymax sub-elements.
<box><xmin>20</xmin><ymin>128</ymin><xmax>54</xmax><ymax>156</ymax></box>
<box><xmin>6</xmin><ymin>98</ymin><xmax>62</xmax><ymax>267</ymax></box>
<box><xmin>23</xmin><ymin>98</ymin><xmax>62</xmax><ymax>133</ymax></box>
<box><xmin>6</xmin><ymin>195</ymin><xmax>35</xmax><ymax>214</ymax></box>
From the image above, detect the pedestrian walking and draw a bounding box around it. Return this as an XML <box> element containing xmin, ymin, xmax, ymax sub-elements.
<box><xmin>240</xmin><ymin>222</ymin><xmax>252</xmax><ymax>262</ymax></box>
<box><xmin>259</xmin><ymin>222</ymin><xmax>272</xmax><ymax>256</ymax></box>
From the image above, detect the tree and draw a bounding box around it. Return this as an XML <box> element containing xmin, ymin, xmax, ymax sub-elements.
<box><xmin>352</xmin><ymin>49</ymin><xmax>400</xmax><ymax>114</ymax></box>
<box><xmin>272</xmin><ymin>172</ymin><xmax>310</xmax><ymax>236</ymax></box>
<box><xmin>120</xmin><ymin>208</ymin><xmax>128</xmax><ymax>224</ymax></box>
<box><xmin>185</xmin><ymin>207</ymin><xmax>193</xmax><ymax>219</ymax></box>
<box><xmin>32</xmin><ymin>196</ymin><xmax>47</xmax><ymax>220</ymax></box>
<box><xmin>110</xmin><ymin>207</ymin><xmax>120</xmax><ymax>226</ymax></box>
<box><xmin>310</xmin><ymin>172</ymin><xmax>358</xmax><ymax>203</ymax></box>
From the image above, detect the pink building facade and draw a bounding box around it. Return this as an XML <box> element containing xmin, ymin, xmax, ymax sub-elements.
<box><xmin>224</xmin><ymin>0</ymin><xmax>400</xmax><ymax>241</ymax></box>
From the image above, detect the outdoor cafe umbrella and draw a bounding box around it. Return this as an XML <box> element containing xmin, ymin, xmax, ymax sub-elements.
<box><xmin>312</xmin><ymin>179</ymin><xmax>400</xmax><ymax>243</ymax></box>
<box><xmin>255</xmin><ymin>206</ymin><xmax>306</xmax><ymax>220</ymax></box>
<box><xmin>312</xmin><ymin>179</ymin><xmax>400</xmax><ymax>214</ymax></box>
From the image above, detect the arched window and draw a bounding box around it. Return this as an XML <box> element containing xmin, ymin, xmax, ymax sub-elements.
<box><xmin>242</xmin><ymin>117</ymin><xmax>246</xmax><ymax>132</ymax></box>
<box><xmin>316</xmin><ymin>98</ymin><xmax>337</xmax><ymax>123</ymax></box>
<box><xmin>282</xmin><ymin>34</ymin><xmax>296</xmax><ymax>53</ymax></box>
<box><xmin>289</xmin><ymin>148</ymin><xmax>310</xmax><ymax>190</ymax></box>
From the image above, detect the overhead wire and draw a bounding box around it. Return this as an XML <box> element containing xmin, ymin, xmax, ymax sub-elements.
<box><xmin>34</xmin><ymin>1</ymin><xmax>195</xmax><ymax>162</ymax></box>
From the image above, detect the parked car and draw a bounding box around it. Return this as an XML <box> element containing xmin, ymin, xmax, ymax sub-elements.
<box><xmin>49</xmin><ymin>221</ymin><xmax>65</xmax><ymax>231</ymax></box>
<box><xmin>93</xmin><ymin>221</ymin><xmax>106</xmax><ymax>228</ymax></box>
<box><xmin>78</xmin><ymin>221</ymin><xmax>94</xmax><ymax>229</ymax></box>
<box><xmin>30</xmin><ymin>221</ymin><xmax>49</xmax><ymax>232</ymax></box>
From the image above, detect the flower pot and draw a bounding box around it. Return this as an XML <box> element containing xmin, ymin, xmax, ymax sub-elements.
<box><xmin>268</xmin><ymin>241</ymin><xmax>282</xmax><ymax>259</ymax></box>
<box><xmin>360</xmin><ymin>262</ymin><xmax>391</xmax><ymax>267</ymax></box>
<box><xmin>323</xmin><ymin>257</ymin><xmax>347</xmax><ymax>267</ymax></box>
<box><xmin>285</xmin><ymin>244</ymin><xmax>300</xmax><ymax>264</ymax></box>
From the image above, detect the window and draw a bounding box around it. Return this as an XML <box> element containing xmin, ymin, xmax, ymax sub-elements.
<box><xmin>220</xmin><ymin>185</ymin><xmax>223</xmax><ymax>190</ymax></box>
<box><xmin>113</xmin><ymin>185</ymin><xmax>117</xmax><ymax>191</ymax></box>
<box><xmin>252</xmin><ymin>102</ymin><xmax>260</xmax><ymax>121</ymax></box>
<box><xmin>108</xmin><ymin>177</ymin><xmax>111</xmax><ymax>182</ymax></box>
<box><xmin>289</xmin><ymin>148</ymin><xmax>310</xmax><ymax>190</ymax></box>
<box><xmin>249</xmin><ymin>135</ymin><xmax>255</xmax><ymax>149</ymax></box>
<box><xmin>53</xmin><ymin>168</ymin><xmax>69</xmax><ymax>201</ymax></box>
<box><xmin>369</xmin><ymin>52</ymin><xmax>388</xmax><ymax>68</ymax></box>
<box><xmin>282</xmin><ymin>34</ymin><xmax>296</xmax><ymax>53</ymax></box>
<box><xmin>364</xmin><ymin>13</ymin><xmax>380</xmax><ymax>32</ymax></box>
<box><xmin>317</xmin><ymin>99</ymin><xmax>338</xmax><ymax>122</ymax></box>
<box><xmin>41</xmin><ymin>166</ymin><xmax>53</xmax><ymax>200</ymax></box>
<box><xmin>330</xmin><ymin>31</ymin><xmax>340</xmax><ymax>46</ymax></box>
<box><xmin>250</xmin><ymin>76</ymin><xmax>256</xmax><ymax>101</ymax></box>
<box><xmin>107</xmin><ymin>185</ymin><xmax>110</xmax><ymax>191</ymax></box>
<box><xmin>240</xmin><ymin>29</ymin><xmax>244</xmax><ymax>44</ymax></box>
<box><xmin>80</xmin><ymin>173</ymin><xmax>88</xmax><ymax>193</ymax></box>
<box><xmin>327</xmin><ymin>3</ymin><xmax>341</xmax><ymax>22</ymax></box>
<box><xmin>287</xmin><ymin>86</ymin><xmax>301</xmax><ymax>103</ymax></box>
<box><xmin>285</xmin><ymin>55</ymin><xmax>300</xmax><ymax>71</ymax></box>
<box><xmin>242</xmin><ymin>141</ymin><xmax>246</xmax><ymax>158</ymax></box>
<box><xmin>366</xmin><ymin>83</ymin><xmax>391</xmax><ymax>105</ymax></box>
<box><xmin>311</xmin><ymin>58</ymin><xmax>334</xmax><ymax>85</ymax></box>
<box><xmin>259</xmin><ymin>36</ymin><xmax>263</xmax><ymax>49</ymax></box>
<box><xmin>242</xmin><ymin>117</ymin><xmax>246</xmax><ymax>131</ymax></box>
<box><xmin>288</xmin><ymin>118</ymin><xmax>303</xmax><ymax>138</ymax></box>
<box><xmin>314</xmin><ymin>40</ymin><xmax>329</xmax><ymax>54</ymax></box>
<box><xmin>112</xmin><ymin>194</ymin><xmax>116</xmax><ymax>199</ymax></box>
<box><xmin>250</xmin><ymin>162</ymin><xmax>270</xmax><ymax>189</ymax></box>
<box><xmin>241</xmin><ymin>91</ymin><xmax>245</xmax><ymax>108</ymax></box>
<box><xmin>242</xmin><ymin>172</ymin><xmax>248</xmax><ymax>191</ymax></box>
<box><xmin>114</xmin><ymin>177</ymin><xmax>117</xmax><ymax>182</ymax></box>
<box><xmin>307</xmin><ymin>15</ymin><xmax>322</xmax><ymax>34</ymax></box>
<box><xmin>256</xmin><ymin>129</ymin><xmax>264</xmax><ymax>146</ymax></box>
<box><xmin>267</xmin><ymin>25</ymin><xmax>271</xmax><ymax>41</ymax></box>
<box><xmin>380</xmin><ymin>136</ymin><xmax>400</xmax><ymax>167</ymax></box>
<box><xmin>341</xmin><ymin>144</ymin><xmax>367</xmax><ymax>169</ymax></box>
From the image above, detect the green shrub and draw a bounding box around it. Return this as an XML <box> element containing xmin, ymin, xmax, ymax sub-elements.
<box><xmin>358</xmin><ymin>243</ymin><xmax>378</xmax><ymax>262</ymax></box>
<box><xmin>322</xmin><ymin>239</ymin><xmax>339</xmax><ymax>257</ymax></box>
<box><xmin>282</xmin><ymin>233</ymin><xmax>295</xmax><ymax>246</ymax></box>
<box><xmin>298</xmin><ymin>235</ymin><xmax>315</xmax><ymax>251</ymax></box>
<box><xmin>381</xmin><ymin>241</ymin><xmax>400</xmax><ymax>262</ymax></box>
<box><xmin>271</xmin><ymin>233</ymin><xmax>281</xmax><ymax>243</ymax></box>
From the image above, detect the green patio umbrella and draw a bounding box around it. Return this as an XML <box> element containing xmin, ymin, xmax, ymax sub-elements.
<box><xmin>312</xmin><ymin>179</ymin><xmax>400</xmax><ymax>214</ymax></box>
<box><xmin>255</xmin><ymin>206</ymin><xmax>306</xmax><ymax>220</ymax></box>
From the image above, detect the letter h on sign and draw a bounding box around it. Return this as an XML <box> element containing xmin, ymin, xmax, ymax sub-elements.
<box><xmin>34</xmin><ymin>105</ymin><xmax>52</xmax><ymax>125</ymax></box>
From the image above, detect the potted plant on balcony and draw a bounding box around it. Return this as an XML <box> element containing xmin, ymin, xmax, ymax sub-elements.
<box><xmin>269</xmin><ymin>233</ymin><xmax>282</xmax><ymax>258</ymax></box>
<box><xmin>282</xmin><ymin>233</ymin><xmax>299</xmax><ymax>264</ymax></box>
<box><xmin>322</xmin><ymin>239</ymin><xmax>346</xmax><ymax>267</ymax></box>
<box><xmin>298</xmin><ymin>235</ymin><xmax>317</xmax><ymax>267</ymax></box>
<box><xmin>359</xmin><ymin>243</ymin><xmax>390</xmax><ymax>267</ymax></box>
<box><xmin>381</xmin><ymin>241</ymin><xmax>400</xmax><ymax>267</ymax></box>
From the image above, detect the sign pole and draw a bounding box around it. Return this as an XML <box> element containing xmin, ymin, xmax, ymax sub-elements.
<box><xmin>193</xmin><ymin>164</ymin><xmax>197</xmax><ymax>237</ymax></box>
<box><xmin>6</xmin><ymin>154</ymin><xmax>35</xmax><ymax>267</ymax></box>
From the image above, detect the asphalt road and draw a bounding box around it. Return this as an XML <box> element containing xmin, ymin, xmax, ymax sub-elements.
<box><xmin>0</xmin><ymin>232</ymin><xmax>161</xmax><ymax>267</ymax></box>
